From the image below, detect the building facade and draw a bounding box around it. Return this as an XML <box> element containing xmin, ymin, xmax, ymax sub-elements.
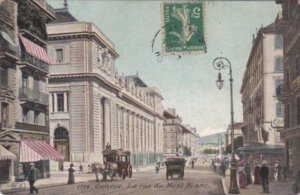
<box><xmin>240</xmin><ymin>23</ymin><xmax>284</xmax><ymax>146</ymax></box>
<box><xmin>47</xmin><ymin>6</ymin><xmax>164</xmax><ymax>170</ymax></box>
<box><xmin>240</xmin><ymin>22</ymin><xmax>284</xmax><ymax>163</ymax></box>
<box><xmin>276</xmin><ymin>0</ymin><xmax>300</xmax><ymax>175</ymax></box>
<box><xmin>163</xmin><ymin>108</ymin><xmax>195</xmax><ymax>156</ymax></box>
<box><xmin>0</xmin><ymin>0</ymin><xmax>63</xmax><ymax>183</ymax></box>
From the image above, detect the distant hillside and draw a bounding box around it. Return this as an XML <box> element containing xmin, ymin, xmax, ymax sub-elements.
<box><xmin>198</xmin><ymin>132</ymin><xmax>226</xmax><ymax>144</ymax></box>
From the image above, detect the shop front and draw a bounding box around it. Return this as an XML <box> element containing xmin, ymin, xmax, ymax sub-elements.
<box><xmin>0</xmin><ymin>131</ymin><xmax>64</xmax><ymax>182</ymax></box>
<box><xmin>0</xmin><ymin>145</ymin><xmax>16</xmax><ymax>182</ymax></box>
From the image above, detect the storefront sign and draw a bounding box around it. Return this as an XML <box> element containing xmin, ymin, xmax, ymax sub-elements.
<box><xmin>21</xmin><ymin>133</ymin><xmax>49</xmax><ymax>141</ymax></box>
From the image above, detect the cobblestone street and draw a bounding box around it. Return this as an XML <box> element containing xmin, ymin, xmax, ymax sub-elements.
<box><xmin>3</xmin><ymin>164</ymin><xmax>224</xmax><ymax>195</ymax></box>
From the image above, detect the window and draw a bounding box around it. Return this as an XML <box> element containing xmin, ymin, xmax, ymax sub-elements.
<box><xmin>57</xmin><ymin>93</ymin><xmax>64</xmax><ymax>112</ymax></box>
<box><xmin>1</xmin><ymin>103</ymin><xmax>8</xmax><ymax>128</ymax></box>
<box><xmin>276</xmin><ymin>102</ymin><xmax>284</xmax><ymax>118</ymax></box>
<box><xmin>34</xmin><ymin>79</ymin><xmax>39</xmax><ymax>91</ymax></box>
<box><xmin>0</xmin><ymin>67</ymin><xmax>8</xmax><ymax>87</ymax></box>
<box><xmin>275</xmin><ymin>34</ymin><xmax>283</xmax><ymax>49</ymax></box>
<box><xmin>285</xmin><ymin>104</ymin><xmax>290</xmax><ymax>128</ymax></box>
<box><xmin>22</xmin><ymin>75</ymin><xmax>28</xmax><ymax>89</ymax></box>
<box><xmin>56</xmin><ymin>49</ymin><xmax>63</xmax><ymax>63</ymax></box>
<box><xmin>22</xmin><ymin>108</ymin><xmax>29</xmax><ymax>123</ymax></box>
<box><xmin>297</xmin><ymin>97</ymin><xmax>300</xmax><ymax>124</ymax></box>
<box><xmin>275</xmin><ymin>57</ymin><xmax>283</xmax><ymax>72</ymax></box>
<box><xmin>34</xmin><ymin>111</ymin><xmax>40</xmax><ymax>125</ymax></box>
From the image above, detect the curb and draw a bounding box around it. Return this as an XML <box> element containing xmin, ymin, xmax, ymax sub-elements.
<box><xmin>1</xmin><ymin>179</ymin><xmax>95</xmax><ymax>195</ymax></box>
<box><xmin>221</xmin><ymin>177</ymin><xmax>228</xmax><ymax>195</ymax></box>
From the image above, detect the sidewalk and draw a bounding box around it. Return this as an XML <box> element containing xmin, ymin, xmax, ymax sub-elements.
<box><xmin>221</xmin><ymin>169</ymin><xmax>294</xmax><ymax>195</ymax></box>
<box><xmin>0</xmin><ymin>166</ymin><xmax>158</xmax><ymax>194</ymax></box>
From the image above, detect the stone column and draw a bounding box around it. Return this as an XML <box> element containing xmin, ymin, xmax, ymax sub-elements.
<box><xmin>117</xmin><ymin>105</ymin><xmax>120</xmax><ymax>149</ymax></box>
<box><xmin>63</xmin><ymin>92</ymin><xmax>68</xmax><ymax>112</ymax></box>
<box><xmin>132</xmin><ymin>113</ymin><xmax>136</xmax><ymax>153</ymax></box>
<box><xmin>128</xmin><ymin>111</ymin><xmax>132</xmax><ymax>152</ymax></box>
<box><xmin>49</xmin><ymin>93</ymin><xmax>53</xmax><ymax>112</ymax></box>
<box><xmin>103</xmin><ymin>99</ymin><xmax>110</xmax><ymax>145</ymax></box>
<box><xmin>53</xmin><ymin>93</ymin><xmax>57</xmax><ymax>112</ymax></box>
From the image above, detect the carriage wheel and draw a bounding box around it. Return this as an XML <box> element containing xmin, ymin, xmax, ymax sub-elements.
<box><xmin>122</xmin><ymin>169</ymin><xmax>126</xmax><ymax>180</ymax></box>
<box><xmin>128</xmin><ymin>165</ymin><xmax>132</xmax><ymax>178</ymax></box>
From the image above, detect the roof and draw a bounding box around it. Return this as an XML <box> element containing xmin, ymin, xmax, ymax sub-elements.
<box><xmin>125</xmin><ymin>75</ymin><xmax>147</xmax><ymax>87</ymax></box>
<box><xmin>50</xmin><ymin>8</ymin><xmax>78</xmax><ymax>24</ymax></box>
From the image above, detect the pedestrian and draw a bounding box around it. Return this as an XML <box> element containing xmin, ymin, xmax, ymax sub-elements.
<box><xmin>87</xmin><ymin>164</ymin><xmax>92</xmax><ymax>174</ymax></box>
<box><xmin>260</xmin><ymin>160</ymin><xmax>270</xmax><ymax>193</ymax></box>
<box><xmin>220</xmin><ymin>161</ymin><xmax>226</xmax><ymax>177</ymax></box>
<box><xmin>254</xmin><ymin>163</ymin><xmax>261</xmax><ymax>185</ymax></box>
<box><xmin>274</xmin><ymin>160</ymin><xmax>279</xmax><ymax>181</ymax></box>
<box><xmin>79</xmin><ymin>163</ymin><xmax>83</xmax><ymax>174</ymax></box>
<box><xmin>68</xmin><ymin>163</ymin><xmax>75</xmax><ymax>184</ymax></box>
<box><xmin>28</xmin><ymin>162</ymin><xmax>39</xmax><ymax>194</ymax></box>
<box><xmin>293</xmin><ymin>170</ymin><xmax>300</xmax><ymax>194</ymax></box>
<box><xmin>191</xmin><ymin>160</ymin><xmax>194</xmax><ymax>169</ymax></box>
<box><xmin>245</xmin><ymin>162</ymin><xmax>252</xmax><ymax>185</ymax></box>
<box><xmin>238</xmin><ymin>160</ymin><xmax>247</xmax><ymax>189</ymax></box>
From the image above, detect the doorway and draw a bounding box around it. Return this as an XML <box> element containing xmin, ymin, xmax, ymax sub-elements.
<box><xmin>54</xmin><ymin>127</ymin><xmax>69</xmax><ymax>171</ymax></box>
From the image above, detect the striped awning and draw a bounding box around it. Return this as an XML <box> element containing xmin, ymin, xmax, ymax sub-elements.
<box><xmin>0</xmin><ymin>145</ymin><xmax>16</xmax><ymax>160</ymax></box>
<box><xmin>19</xmin><ymin>140</ymin><xmax>64</xmax><ymax>162</ymax></box>
<box><xmin>19</xmin><ymin>35</ymin><xmax>51</xmax><ymax>64</ymax></box>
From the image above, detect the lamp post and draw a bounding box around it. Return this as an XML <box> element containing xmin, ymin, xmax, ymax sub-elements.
<box><xmin>213</xmin><ymin>57</ymin><xmax>240</xmax><ymax>194</ymax></box>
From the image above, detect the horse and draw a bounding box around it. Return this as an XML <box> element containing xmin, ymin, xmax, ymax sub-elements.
<box><xmin>91</xmin><ymin>163</ymin><xmax>104</xmax><ymax>182</ymax></box>
<box><xmin>91</xmin><ymin>162</ymin><xmax>118</xmax><ymax>182</ymax></box>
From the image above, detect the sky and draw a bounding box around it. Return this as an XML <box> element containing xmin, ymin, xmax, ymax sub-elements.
<box><xmin>47</xmin><ymin>0</ymin><xmax>281</xmax><ymax>136</ymax></box>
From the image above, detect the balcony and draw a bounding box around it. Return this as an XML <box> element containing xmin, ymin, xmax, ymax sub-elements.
<box><xmin>19</xmin><ymin>53</ymin><xmax>49</xmax><ymax>74</ymax></box>
<box><xmin>19</xmin><ymin>87</ymin><xmax>48</xmax><ymax>106</ymax></box>
<box><xmin>15</xmin><ymin>122</ymin><xmax>48</xmax><ymax>132</ymax></box>
<box><xmin>276</xmin><ymin>84</ymin><xmax>288</xmax><ymax>102</ymax></box>
<box><xmin>29</xmin><ymin>0</ymin><xmax>55</xmax><ymax>20</ymax></box>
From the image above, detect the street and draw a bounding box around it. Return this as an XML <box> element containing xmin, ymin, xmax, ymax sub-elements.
<box><xmin>6</xmin><ymin>164</ymin><xmax>224</xmax><ymax>195</ymax></box>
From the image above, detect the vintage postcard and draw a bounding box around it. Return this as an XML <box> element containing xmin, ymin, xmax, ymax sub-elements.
<box><xmin>0</xmin><ymin>0</ymin><xmax>296</xmax><ymax>195</ymax></box>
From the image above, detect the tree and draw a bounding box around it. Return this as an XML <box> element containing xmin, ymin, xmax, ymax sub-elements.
<box><xmin>226</xmin><ymin>136</ymin><xmax>243</xmax><ymax>154</ymax></box>
<box><xmin>183</xmin><ymin>146</ymin><xmax>192</xmax><ymax>156</ymax></box>
<box><xmin>203</xmin><ymin>148</ymin><xmax>219</xmax><ymax>154</ymax></box>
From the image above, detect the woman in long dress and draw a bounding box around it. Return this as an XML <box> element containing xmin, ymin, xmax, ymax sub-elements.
<box><xmin>68</xmin><ymin>164</ymin><xmax>75</xmax><ymax>184</ymax></box>
<box><xmin>254</xmin><ymin>164</ymin><xmax>261</xmax><ymax>185</ymax></box>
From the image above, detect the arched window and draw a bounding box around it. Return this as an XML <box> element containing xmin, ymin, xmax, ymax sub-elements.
<box><xmin>54</xmin><ymin>127</ymin><xmax>69</xmax><ymax>140</ymax></box>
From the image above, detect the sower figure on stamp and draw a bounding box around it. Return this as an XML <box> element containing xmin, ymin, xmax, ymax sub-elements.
<box><xmin>260</xmin><ymin>160</ymin><xmax>270</xmax><ymax>193</ymax></box>
<box><xmin>28</xmin><ymin>162</ymin><xmax>39</xmax><ymax>194</ymax></box>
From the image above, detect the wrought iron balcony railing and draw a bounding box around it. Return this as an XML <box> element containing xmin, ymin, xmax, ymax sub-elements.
<box><xmin>19</xmin><ymin>87</ymin><xmax>48</xmax><ymax>105</ymax></box>
<box><xmin>21</xmin><ymin>53</ymin><xmax>49</xmax><ymax>73</ymax></box>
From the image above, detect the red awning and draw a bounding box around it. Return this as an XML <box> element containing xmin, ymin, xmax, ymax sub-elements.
<box><xmin>19</xmin><ymin>140</ymin><xmax>64</xmax><ymax>162</ymax></box>
<box><xmin>19</xmin><ymin>36</ymin><xmax>51</xmax><ymax>64</ymax></box>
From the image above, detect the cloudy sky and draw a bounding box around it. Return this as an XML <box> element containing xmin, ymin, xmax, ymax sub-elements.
<box><xmin>47</xmin><ymin>0</ymin><xmax>280</xmax><ymax>136</ymax></box>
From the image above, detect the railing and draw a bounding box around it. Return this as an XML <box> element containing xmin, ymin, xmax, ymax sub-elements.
<box><xmin>15</xmin><ymin>122</ymin><xmax>48</xmax><ymax>132</ymax></box>
<box><xmin>21</xmin><ymin>53</ymin><xmax>49</xmax><ymax>72</ymax></box>
<box><xmin>30</xmin><ymin>0</ymin><xmax>55</xmax><ymax>19</ymax></box>
<box><xmin>19</xmin><ymin>87</ymin><xmax>48</xmax><ymax>105</ymax></box>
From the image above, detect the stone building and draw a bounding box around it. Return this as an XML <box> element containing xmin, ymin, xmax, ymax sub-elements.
<box><xmin>275</xmin><ymin>0</ymin><xmax>300</xmax><ymax>175</ymax></box>
<box><xmin>239</xmin><ymin>22</ymin><xmax>284</xmax><ymax>164</ymax></box>
<box><xmin>0</xmin><ymin>0</ymin><xmax>63</xmax><ymax>183</ymax></box>
<box><xmin>46</xmin><ymin>5</ymin><xmax>164</xmax><ymax>171</ymax></box>
<box><xmin>183</xmin><ymin>126</ymin><xmax>198</xmax><ymax>156</ymax></box>
<box><xmin>163</xmin><ymin>108</ymin><xmax>195</xmax><ymax>156</ymax></box>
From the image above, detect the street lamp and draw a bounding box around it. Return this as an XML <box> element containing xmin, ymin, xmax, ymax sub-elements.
<box><xmin>213</xmin><ymin>57</ymin><xmax>240</xmax><ymax>194</ymax></box>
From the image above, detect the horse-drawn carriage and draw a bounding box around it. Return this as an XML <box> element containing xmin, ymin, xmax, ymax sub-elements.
<box><xmin>93</xmin><ymin>148</ymin><xmax>132</xmax><ymax>181</ymax></box>
<box><xmin>165</xmin><ymin>156</ymin><xmax>185</xmax><ymax>180</ymax></box>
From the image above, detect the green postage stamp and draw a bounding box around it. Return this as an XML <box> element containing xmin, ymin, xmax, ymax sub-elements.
<box><xmin>162</xmin><ymin>1</ymin><xmax>206</xmax><ymax>55</ymax></box>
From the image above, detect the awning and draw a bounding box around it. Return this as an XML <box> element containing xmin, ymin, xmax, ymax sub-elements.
<box><xmin>19</xmin><ymin>35</ymin><xmax>51</xmax><ymax>64</ymax></box>
<box><xmin>19</xmin><ymin>140</ymin><xmax>64</xmax><ymax>162</ymax></box>
<box><xmin>0</xmin><ymin>145</ymin><xmax>16</xmax><ymax>160</ymax></box>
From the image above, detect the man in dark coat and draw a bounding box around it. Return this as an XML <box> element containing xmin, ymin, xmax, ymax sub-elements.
<box><xmin>260</xmin><ymin>160</ymin><xmax>270</xmax><ymax>193</ymax></box>
<box><xmin>28</xmin><ymin>162</ymin><xmax>39</xmax><ymax>194</ymax></box>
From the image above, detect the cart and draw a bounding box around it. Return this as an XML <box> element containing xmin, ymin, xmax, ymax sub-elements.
<box><xmin>102</xmin><ymin>149</ymin><xmax>132</xmax><ymax>180</ymax></box>
<box><xmin>165</xmin><ymin>157</ymin><xmax>185</xmax><ymax>180</ymax></box>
